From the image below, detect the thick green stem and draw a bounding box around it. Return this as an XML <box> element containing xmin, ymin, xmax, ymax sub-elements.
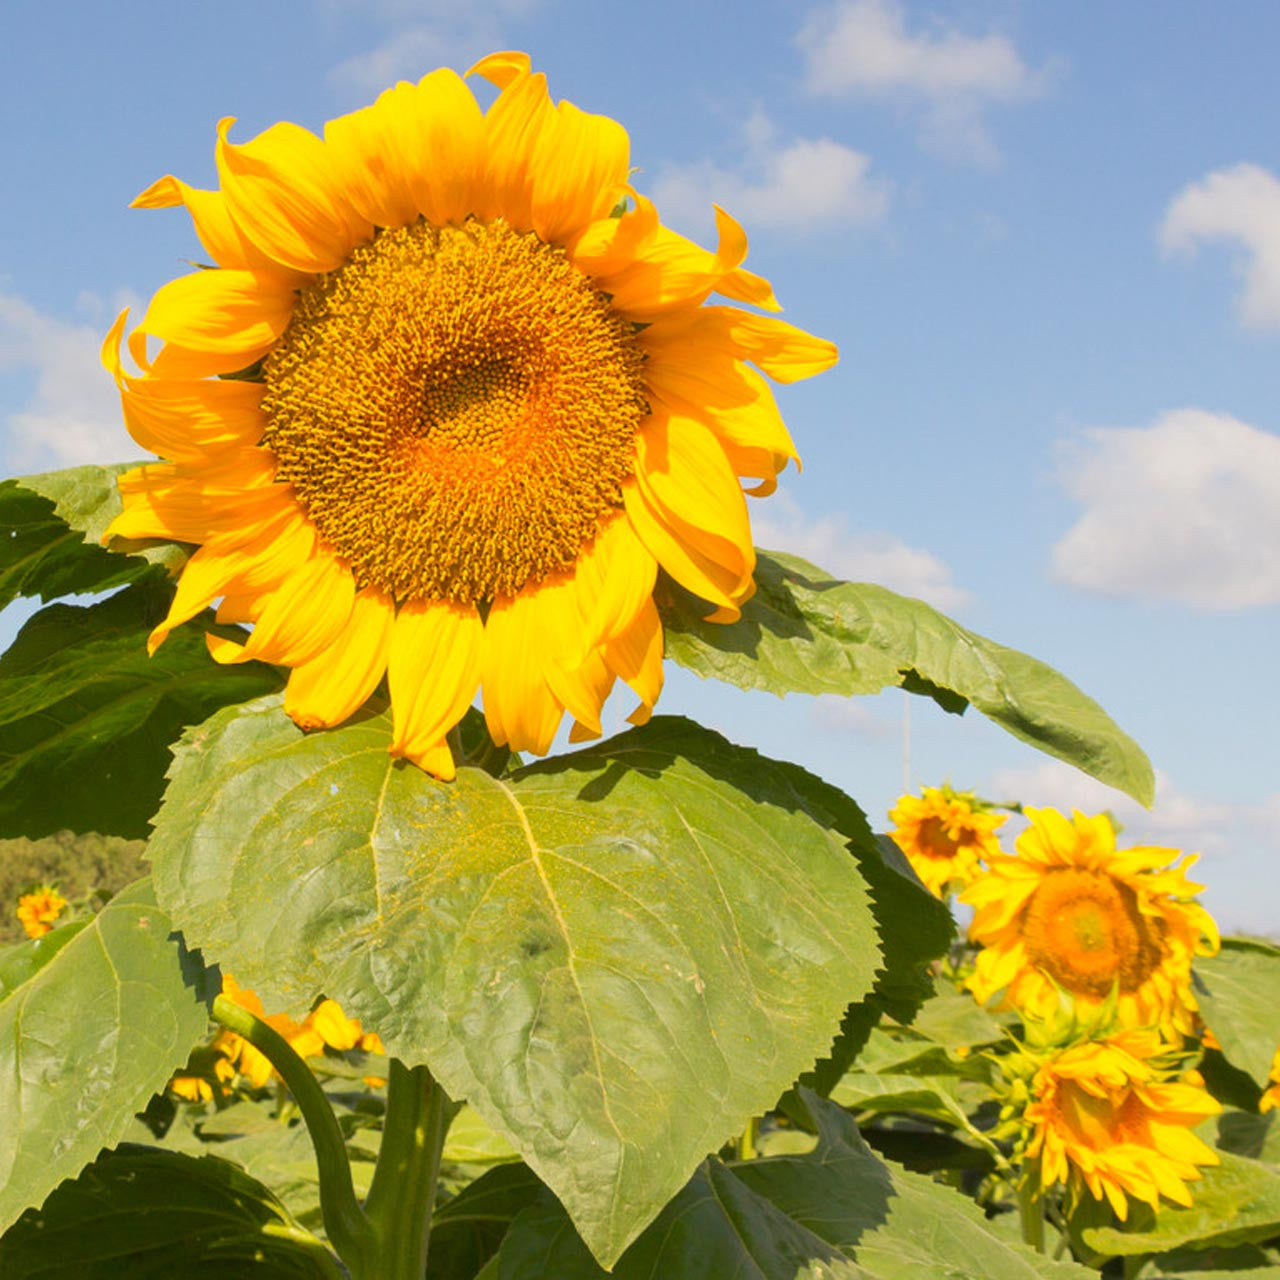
<box><xmin>737</xmin><ymin>1115</ymin><xmax>759</xmax><ymax>1161</ymax></box>
<box><xmin>1017</xmin><ymin>1174</ymin><xmax>1045</xmax><ymax>1254</ymax></box>
<box><xmin>364</xmin><ymin>1059</ymin><xmax>459</xmax><ymax>1280</ymax></box>
<box><xmin>212</xmin><ymin>994</ymin><xmax>376</xmax><ymax>1273</ymax></box>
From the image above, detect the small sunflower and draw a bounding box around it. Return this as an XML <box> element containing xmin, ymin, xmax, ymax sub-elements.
<box><xmin>16</xmin><ymin>886</ymin><xmax>67</xmax><ymax>939</ymax></box>
<box><xmin>105</xmin><ymin>54</ymin><xmax>836</xmax><ymax>778</ymax></box>
<box><xmin>1261</xmin><ymin>1045</ymin><xmax>1280</xmax><ymax>1114</ymax></box>
<box><xmin>1024</xmin><ymin>1027</ymin><xmax>1220</xmax><ymax>1219</ymax></box>
<box><xmin>963</xmin><ymin>808</ymin><xmax>1219</xmax><ymax>1036</ymax></box>
<box><xmin>887</xmin><ymin>785</ymin><xmax>1006</xmax><ymax>897</ymax></box>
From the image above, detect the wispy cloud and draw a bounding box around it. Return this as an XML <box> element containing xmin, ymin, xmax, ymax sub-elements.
<box><xmin>1160</xmin><ymin>162</ymin><xmax>1280</xmax><ymax>330</ymax></box>
<box><xmin>651</xmin><ymin>109</ymin><xmax>890</xmax><ymax>241</ymax></box>
<box><xmin>324</xmin><ymin>0</ymin><xmax>537</xmax><ymax>100</ymax></box>
<box><xmin>1050</xmin><ymin>409</ymin><xmax>1280</xmax><ymax>610</ymax></box>
<box><xmin>0</xmin><ymin>291</ymin><xmax>143</xmax><ymax>472</ymax></box>
<box><xmin>752</xmin><ymin>493</ymin><xmax>971</xmax><ymax>613</ymax></box>
<box><xmin>796</xmin><ymin>0</ymin><xmax>1052</xmax><ymax>164</ymax></box>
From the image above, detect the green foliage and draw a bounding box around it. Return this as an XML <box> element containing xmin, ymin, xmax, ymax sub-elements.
<box><xmin>0</xmin><ymin>830</ymin><xmax>147</xmax><ymax>945</ymax></box>
<box><xmin>0</xmin><ymin>580</ymin><xmax>283</xmax><ymax>839</ymax></box>
<box><xmin>0</xmin><ymin>879</ymin><xmax>212</xmax><ymax>1236</ymax></box>
<box><xmin>0</xmin><ymin>1144</ymin><xmax>339</xmax><ymax>1279</ymax></box>
<box><xmin>148</xmin><ymin>699</ymin><xmax>882</xmax><ymax>1266</ymax></box>
<box><xmin>659</xmin><ymin>551</ymin><xmax>1155</xmax><ymax>805</ymax></box>
<box><xmin>1083</xmin><ymin>1152</ymin><xmax>1280</xmax><ymax>1257</ymax></box>
<box><xmin>1195</xmin><ymin>939</ymin><xmax>1280</xmax><ymax>1086</ymax></box>
<box><xmin>491</xmin><ymin>1091</ymin><xmax>1092</xmax><ymax>1278</ymax></box>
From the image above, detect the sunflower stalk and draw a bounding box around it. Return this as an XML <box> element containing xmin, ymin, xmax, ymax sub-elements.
<box><xmin>363</xmin><ymin>1059</ymin><xmax>459</xmax><ymax>1280</ymax></box>
<box><xmin>211</xmin><ymin>994</ymin><xmax>376</xmax><ymax>1274</ymax></box>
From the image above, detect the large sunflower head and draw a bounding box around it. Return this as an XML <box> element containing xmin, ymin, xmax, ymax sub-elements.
<box><xmin>887</xmin><ymin>785</ymin><xmax>1006</xmax><ymax>897</ymax></box>
<box><xmin>1021</xmin><ymin>1027</ymin><xmax>1220</xmax><ymax>1219</ymax></box>
<box><xmin>962</xmin><ymin>807</ymin><xmax>1220</xmax><ymax>1036</ymax></box>
<box><xmin>105</xmin><ymin>54</ymin><xmax>836</xmax><ymax>779</ymax></box>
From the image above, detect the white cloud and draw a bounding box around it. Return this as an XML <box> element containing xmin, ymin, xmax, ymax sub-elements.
<box><xmin>651</xmin><ymin>120</ymin><xmax>891</xmax><ymax>239</ymax></box>
<box><xmin>752</xmin><ymin>493</ymin><xmax>971</xmax><ymax>613</ymax></box>
<box><xmin>989</xmin><ymin>759</ymin><xmax>1234</xmax><ymax>857</ymax></box>
<box><xmin>796</xmin><ymin>0</ymin><xmax>1050</xmax><ymax>163</ymax></box>
<box><xmin>0</xmin><ymin>292</ymin><xmax>143</xmax><ymax>471</ymax></box>
<box><xmin>1160</xmin><ymin>162</ymin><xmax>1280</xmax><ymax>330</ymax></box>
<box><xmin>1050</xmin><ymin>409</ymin><xmax>1280</xmax><ymax>610</ymax></box>
<box><xmin>811</xmin><ymin>694</ymin><xmax>898</xmax><ymax>739</ymax></box>
<box><xmin>324</xmin><ymin>0</ymin><xmax>536</xmax><ymax>99</ymax></box>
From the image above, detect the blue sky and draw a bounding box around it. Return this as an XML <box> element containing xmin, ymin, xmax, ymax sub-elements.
<box><xmin>2</xmin><ymin>1</ymin><xmax>1277</xmax><ymax>931</ymax></box>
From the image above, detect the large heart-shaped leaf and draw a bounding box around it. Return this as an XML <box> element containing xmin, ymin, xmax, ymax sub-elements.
<box><xmin>0</xmin><ymin>581</ymin><xmax>282</xmax><ymax>838</ymax></box>
<box><xmin>493</xmin><ymin>1091</ymin><xmax>1092</xmax><ymax>1279</ymax></box>
<box><xmin>659</xmin><ymin>551</ymin><xmax>1154</xmax><ymax>805</ymax></box>
<box><xmin>148</xmin><ymin>700</ymin><xmax>880</xmax><ymax>1266</ymax></box>
<box><xmin>0</xmin><ymin>1144</ymin><xmax>338</xmax><ymax>1279</ymax></box>
<box><xmin>0</xmin><ymin>879</ymin><xmax>211</xmax><ymax>1235</ymax></box>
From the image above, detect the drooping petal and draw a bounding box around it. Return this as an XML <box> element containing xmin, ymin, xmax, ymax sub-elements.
<box><xmin>216</xmin><ymin>117</ymin><xmax>372</xmax><ymax>274</ymax></box>
<box><xmin>388</xmin><ymin>599</ymin><xmax>484</xmax><ymax>779</ymax></box>
<box><xmin>207</xmin><ymin>547</ymin><xmax>356</xmax><ymax>668</ymax></box>
<box><xmin>567</xmin><ymin>513</ymin><xmax>658</xmax><ymax>657</ymax></box>
<box><xmin>285</xmin><ymin>586</ymin><xmax>396</xmax><ymax>729</ymax></box>
<box><xmin>604</xmin><ymin>597</ymin><xmax>664</xmax><ymax>726</ymax></box>
<box><xmin>632</xmin><ymin>408</ymin><xmax>756</xmax><ymax>602</ymax></box>
<box><xmin>480</xmin><ymin>587</ymin><xmax>567</xmax><ymax>754</ymax></box>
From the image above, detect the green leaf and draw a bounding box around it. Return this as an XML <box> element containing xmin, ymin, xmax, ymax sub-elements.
<box><xmin>1083</xmin><ymin>1152</ymin><xmax>1280</xmax><ymax>1256</ymax></box>
<box><xmin>492</xmin><ymin>1090</ymin><xmax>1092</xmax><ymax>1279</ymax></box>
<box><xmin>0</xmin><ymin>922</ymin><xmax>87</xmax><ymax>997</ymax></box>
<box><xmin>0</xmin><ymin>579</ymin><xmax>283</xmax><ymax>838</ymax></box>
<box><xmin>148</xmin><ymin>700</ymin><xmax>881</xmax><ymax>1267</ymax></box>
<box><xmin>907</xmin><ymin>977</ymin><xmax>1009</xmax><ymax>1051</ymax></box>
<box><xmin>1217</xmin><ymin>1110</ymin><xmax>1280</xmax><ymax>1166</ymax></box>
<box><xmin>0</xmin><ymin>1143</ymin><xmax>340</xmax><ymax>1279</ymax></box>
<box><xmin>427</xmin><ymin>1163</ymin><xmax>544</xmax><ymax>1280</ymax></box>
<box><xmin>1195</xmin><ymin>939</ymin><xmax>1280</xmax><ymax>1087</ymax></box>
<box><xmin>659</xmin><ymin>551</ymin><xmax>1155</xmax><ymax>805</ymax></box>
<box><xmin>0</xmin><ymin>879</ymin><xmax>211</xmax><ymax>1236</ymax></box>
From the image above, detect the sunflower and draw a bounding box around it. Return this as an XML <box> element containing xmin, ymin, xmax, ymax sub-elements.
<box><xmin>16</xmin><ymin>886</ymin><xmax>67</xmax><ymax>939</ymax></box>
<box><xmin>963</xmin><ymin>808</ymin><xmax>1218</xmax><ymax>1036</ymax></box>
<box><xmin>1023</xmin><ymin>1027</ymin><xmax>1220</xmax><ymax>1219</ymax></box>
<box><xmin>887</xmin><ymin>785</ymin><xmax>1006</xmax><ymax>897</ymax></box>
<box><xmin>104</xmin><ymin>54</ymin><xmax>836</xmax><ymax>778</ymax></box>
<box><xmin>1261</xmin><ymin>1045</ymin><xmax>1280</xmax><ymax>1114</ymax></box>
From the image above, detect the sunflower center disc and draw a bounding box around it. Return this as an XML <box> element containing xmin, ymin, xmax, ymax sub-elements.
<box><xmin>261</xmin><ymin>218</ymin><xmax>648</xmax><ymax>603</ymax></box>
<box><xmin>1021</xmin><ymin>868</ymin><xmax>1160</xmax><ymax>998</ymax></box>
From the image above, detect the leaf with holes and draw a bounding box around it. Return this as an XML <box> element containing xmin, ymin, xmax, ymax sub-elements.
<box><xmin>148</xmin><ymin>699</ymin><xmax>880</xmax><ymax>1267</ymax></box>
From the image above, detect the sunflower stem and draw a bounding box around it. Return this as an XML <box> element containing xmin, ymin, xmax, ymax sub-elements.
<box><xmin>363</xmin><ymin>1058</ymin><xmax>459</xmax><ymax>1280</ymax></box>
<box><xmin>736</xmin><ymin>1115</ymin><xmax>760</xmax><ymax>1161</ymax></box>
<box><xmin>211</xmin><ymin>994</ymin><xmax>376</xmax><ymax>1273</ymax></box>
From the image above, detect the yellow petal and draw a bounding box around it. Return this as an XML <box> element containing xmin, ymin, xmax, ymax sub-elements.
<box><xmin>569</xmin><ymin>514</ymin><xmax>658</xmax><ymax>655</ymax></box>
<box><xmin>605</xmin><ymin>597</ymin><xmax>664</xmax><ymax>725</ymax></box>
<box><xmin>644</xmin><ymin>305</ymin><xmax>838</xmax><ymax>384</ymax></box>
<box><xmin>285</xmin><ymin>586</ymin><xmax>395</xmax><ymax>730</ymax></box>
<box><xmin>216</xmin><ymin>117</ymin><xmax>371</xmax><ymax>274</ymax></box>
<box><xmin>471</xmin><ymin>66</ymin><xmax>554</xmax><ymax>229</ymax></box>
<box><xmin>387</xmin><ymin>599</ymin><xmax>484</xmax><ymax>778</ymax></box>
<box><xmin>307</xmin><ymin>999</ymin><xmax>363</xmax><ymax>1050</ymax></box>
<box><xmin>481</xmin><ymin>587</ymin><xmax>567</xmax><ymax>754</ymax></box>
<box><xmin>139</xmin><ymin>267</ymin><xmax>295</xmax><ymax>362</ymax></box>
<box><xmin>467</xmin><ymin>51</ymin><xmax>532</xmax><ymax>89</ymax></box>
<box><xmin>131</xmin><ymin>174</ymin><xmax>305</xmax><ymax>282</ymax></box>
<box><xmin>633</xmin><ymin>408</ymin><xmax>755</xmax><ymax>596</ymax></box>
<box><xmin>530</xmin><ymin>100</ymin><xmax>630</xmax><ymax>246</ymax></box>
<box><xmin>208</xmin><ymin>548</ymin><xmax>355</xmax><ymax>668</ymax></box>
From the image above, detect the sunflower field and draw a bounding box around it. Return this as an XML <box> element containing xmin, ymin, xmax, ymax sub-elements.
<box><xmin>1</xmin><ymin>53</ymin><xmax>1278</xmax><ymax>1280</ymax></box>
